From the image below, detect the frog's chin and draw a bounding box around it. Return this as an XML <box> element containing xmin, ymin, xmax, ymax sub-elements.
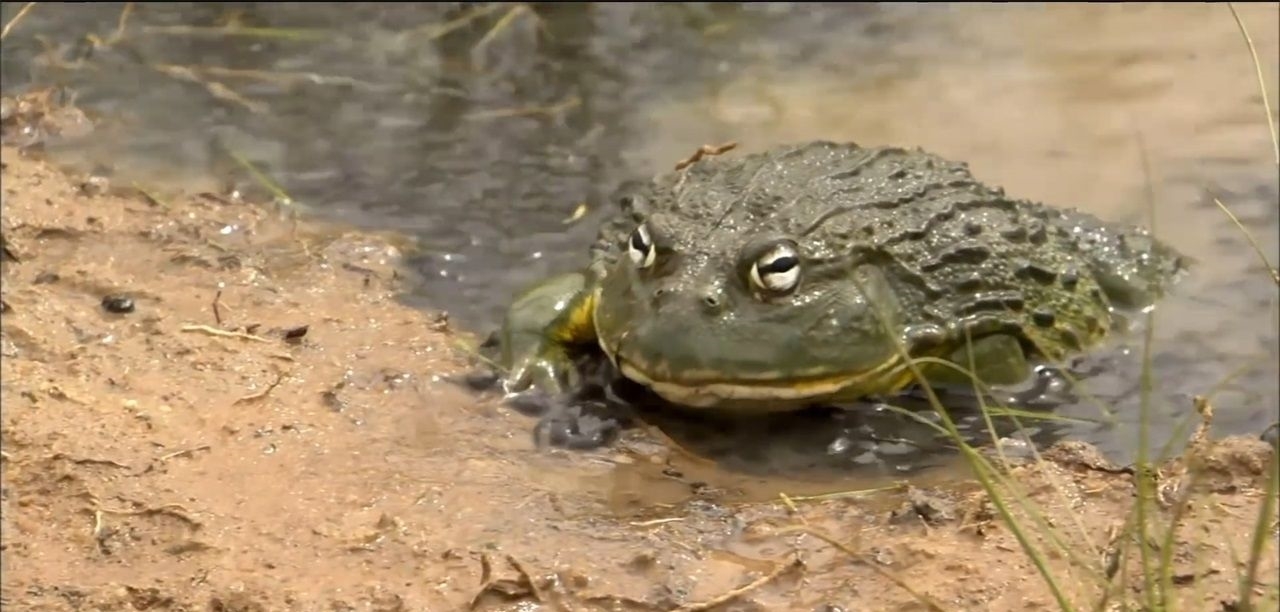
<box><xmin>614</xmin><ymin>355</ymin><xmax>907</xmax><ymax>410</ymax></box>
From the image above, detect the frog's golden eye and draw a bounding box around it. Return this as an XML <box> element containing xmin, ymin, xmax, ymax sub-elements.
<box><xmin>749</xmin><ymin>242</ymin><xmax>801</xmax><ymax>294</ymax></box>
<box><xmin>627</xmin><ymin>223</ymin><xmax>656</xmax><ymax>269</ymax></box>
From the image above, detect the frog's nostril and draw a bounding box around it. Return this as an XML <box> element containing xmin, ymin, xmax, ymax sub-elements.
<box><xmin>701</xmin><ymin>290</ymin><xmax>725</xmax><ymax>313</ymax></box>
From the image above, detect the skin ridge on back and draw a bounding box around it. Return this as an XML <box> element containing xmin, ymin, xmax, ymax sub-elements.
<box><xmin>590</xmin><ymin>140</ymin><xmax>1188</xmax><ymax>364</ymax></box>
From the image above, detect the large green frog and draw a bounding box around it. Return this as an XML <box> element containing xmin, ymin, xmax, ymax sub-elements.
<box><xmin>497</xmin><ymin>141</ymin><xmax>1187</xmax><ymax>415</ymax></box>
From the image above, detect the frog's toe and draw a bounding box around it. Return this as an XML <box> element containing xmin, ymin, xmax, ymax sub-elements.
<box><xmin>505</xmin><ymin>388</ymin><xmax>557</xmax><ymax>417</ymax></box>
<box><xmin>502</xmin><ymin>352</ymin><xmax>579</xmax><ymax>396</ymax></box>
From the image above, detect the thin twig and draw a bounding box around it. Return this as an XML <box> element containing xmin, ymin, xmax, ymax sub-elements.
<box><xmin>0</xmin><ymin>2</ymin><xmax>37</xmax><ymax>42</ymax></box>
<box><xmin>95</xmin><ymin>502</ymin><xmax>201</xmax><ymax>527</ymax></box>
<box><xmin>53</xmin><ymin>453</ymin><xmax>131</xmax><ymax>469</ymax></box>
<box><xmin>211</xmin><ymin>290</ymin><xmax>224</xmax><ymax>326</ymax></box>
<box><xmin>780</xmin><ymin>482</ymin><xmax>906</xmax><ymax>503</ymax></box>
<box><xmin>504</xmin><ymin>556</ymin><xmax>547</xmax><ymax>604</ymax></box>
<box><xmin>675</xmin><ymin>142</ymin><xmax>739</xmax><ymax>171</ymax></box>
<box><xmin>628</xmin><ymin>517</ymin><xmax>684</xmax><ymax>527</ymax></box>
<box><xmin>669</xmin><ymin>558</ymin><xmax>802</xmax><ymax>612</ymax></box>
<box><xmin>91</xmin><ymin>509</ymin><xmax>106</xmax><ymax>540</ymax></box>
<box><xmin>180</xmin><ymin>324</ymin><xmax>271</xmax><ymax>343</ymax></box>
<box><xmin>233</xmin><ymin>372</ymin><xmax>284</xmax><ymax>405</ymax></box>
<box><xmin>157</xmin><ymin>444</ymin><xmax>211</xmax><ymax>462</ymax></box>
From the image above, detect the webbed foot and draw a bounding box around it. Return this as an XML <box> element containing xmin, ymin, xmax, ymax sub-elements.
<box><xmin>506</xmin><ymin>383</ymin><xmax>633</xmax><ymax>450</ymax></box>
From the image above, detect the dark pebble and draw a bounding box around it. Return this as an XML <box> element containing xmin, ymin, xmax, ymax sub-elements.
<box><xmin>283</xmin><ymin>325</ymin><xmax>309</xmax><ymax>342</ymax></box>
<box><xmin>33</xmin><ymin>271</ymin><xmax>59</xmax><ymax>284</ymax></box>
<box><xmin>101</xmin><ymin>295</ymin><xmax>135</xmax><ymax>314</ymax></box>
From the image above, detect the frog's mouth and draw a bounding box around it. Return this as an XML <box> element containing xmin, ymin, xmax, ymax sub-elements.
<box><xmin>608</xmin><ymin>349</ymin><xmax>908</xmax><ymax>409</ymax></box>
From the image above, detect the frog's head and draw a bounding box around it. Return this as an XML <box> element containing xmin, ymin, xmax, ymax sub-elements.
<box><xmin>592</xmin><ymin>174</ymin><xmax>910</xmax><ymax>410</ymax></box>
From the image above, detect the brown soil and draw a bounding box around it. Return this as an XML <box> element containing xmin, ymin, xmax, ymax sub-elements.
<box><xmin>2</xmin><ymin>114</ymin><xmax>1278</xmax><ymax>610</ymax></box>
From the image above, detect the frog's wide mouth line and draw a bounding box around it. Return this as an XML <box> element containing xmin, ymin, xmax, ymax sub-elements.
<box><xmin>612</xmin><ymin>352</ymin><xmax>907</xmax><ymax>408</ymax></box>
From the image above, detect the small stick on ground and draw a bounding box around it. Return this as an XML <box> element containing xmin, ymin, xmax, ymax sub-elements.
<box><xmin>674</xmin><ymin>142</ymin><xmax>738</xmax><ymax>171</ymax></box>
<box><xmin>780</xmin><ymin>482</ymin><xmax>907</xmax><ymax>504</ymax></box>
<box><xmin>469</xmin><ymin>554</ymin><xmax>546</xmax><ymax>610</ymax></box>
<box><xmin>778</xmin><ymin>492</ymin><xmax>802</xmax><ymax>516</ymax></box>
<box><xmin>52</xmin><ymin>453</ymin><xmax>131</xmax><ymax>470</ymax></box>
<box><xmin>1</xmin><ymin>2</ymin><xmax>37</xmax><ymax>42</ymax></box>
<box><xmin>158</xmin><ymin>444</ymin><xmax>211</xmax><ymax>462</ymax></box>
<box><xmin>211</xmin><ymin>290</ymin><xmax>224</xmax><ymax>326</ymax></box>
<box><xmin>180</xmin><ymin>324</ymin><xmax>270</xmax><ymax>343</ymax></box>
<box><xmin>478</xmin><ymin>552</ymin><xmax>493</xmax><ymax>584</ymax></box>
<box><xmin>233</xmin><ymin>372</ymin><xmax>284</xmax><ymax>405</ymax></box>
<box><xmin>92</xmin><ymin>500</ymin><xmax>202</xmax><ymax>528</ymax></box>
<box><xmin>670</xmin><ymin>557</ymin><xmax>802</xmax><ymax>612</ymax></box>
<box><xmin>629</xmin><ymin>517</ymin><xmax>684</xmax><ymax>528</ymax></box>
<box><xmin>92</xmin><ymin>509</ymin><xmax>106</xmax><ymax>539</ymax></box>
<box><xmin>505</xmin><ymin>556</ymin><xmax>547</xmax><ymax>604</ymax></box>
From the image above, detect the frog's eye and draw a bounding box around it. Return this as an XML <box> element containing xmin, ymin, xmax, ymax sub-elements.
<box><xmin>749</xmin><ymin>242</ymin><xmax>801</xmax><ymax>294</ymax></box>
<box><xmin>627</xmin><ymin>223</ymin><xmax>656</xmax><ymax>269</ymax></box>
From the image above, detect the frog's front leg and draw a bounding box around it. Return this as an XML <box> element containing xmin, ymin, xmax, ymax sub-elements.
<box><xmin>500</xmin><ymin>271</ymin><xmax>599</xmax><ymax>396</ymax></box>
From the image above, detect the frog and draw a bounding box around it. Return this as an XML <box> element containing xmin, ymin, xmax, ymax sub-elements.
<box><xmin>494</xmin><ymin>141</ymin><xmax>1188</xmax><ymax>444</ymax></box>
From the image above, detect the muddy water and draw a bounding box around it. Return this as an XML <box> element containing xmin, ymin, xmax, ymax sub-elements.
<box><xmin>2</xmin><ymin>3</ymin><xmax>1277</xmax><ymax>475</ymax></box>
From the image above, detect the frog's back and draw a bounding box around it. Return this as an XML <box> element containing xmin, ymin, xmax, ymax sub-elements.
<box><xmin>595</xmin><ymin>141</ymin><xmax>1187</xmax><ymax>361</ymax></box>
